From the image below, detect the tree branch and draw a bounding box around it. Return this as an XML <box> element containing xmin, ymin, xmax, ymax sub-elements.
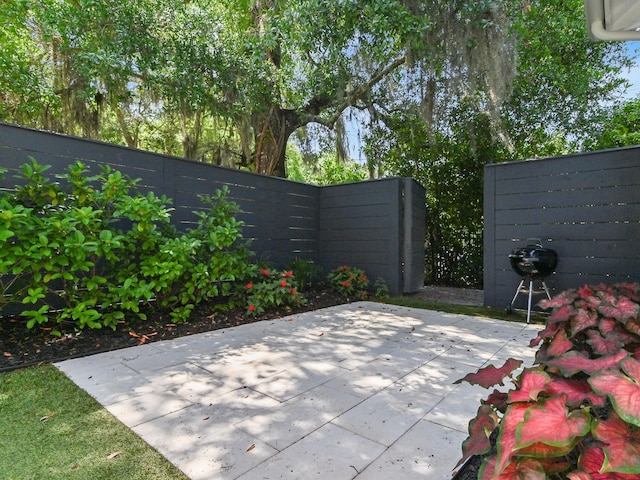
<box><xmin>300</xmin><ymin>55</ymin><xmax>406</xmax><ymax>129</ymax></box>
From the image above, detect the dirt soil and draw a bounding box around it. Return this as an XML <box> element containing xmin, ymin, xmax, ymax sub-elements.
<box><xmin>0</xmin><ymin>287</ymin><xmax>350</xmax><ymax>373</ymax></box>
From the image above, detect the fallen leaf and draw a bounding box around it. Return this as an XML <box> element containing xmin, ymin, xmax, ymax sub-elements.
<box><xmin>411</xmin><ymin>326</ymin><xmax>416</xmax><ymax>332</ymax></box>
<box><xmin>318</xmin><ymin>332</ymin><xmax>324</xmax><ymax>337</ymax></box>
<box><xmin>246</xmin><ymin>444</ymin><xmax>256</xmax><ymax>452</ymax></box>
<box><xmin>202</xmin><ymin>416</ymin><xmax>210</xmax><ymax>421</ymax></box>
<box><xmin>3</xmin><ymin>352</ymin><xmax>12</xmax><ymax>357</ymax></box>
<box><xmin>106</xmin><ymin>451</ymin><xmax>122</xmax><ymax>459</ymax></box>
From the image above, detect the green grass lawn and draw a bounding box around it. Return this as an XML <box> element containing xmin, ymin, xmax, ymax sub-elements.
<box><xmin>0</xmin><ymin>365</ymin><xmax>189</xmax><ymax>480</ymax></box>
<box><xmin>0</xmin><ymin>297</ymin><xmax>543</xmax><ymax>480</ymax></box>
<box><xmin>383</xmin><ymin>296</ymin><xmax>547</xmax><ymax>324</ymax></box>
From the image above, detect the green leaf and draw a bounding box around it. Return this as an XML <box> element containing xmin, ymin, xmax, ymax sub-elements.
<box><xmin>100</xmin><ymin>229</ymin><xmax>113</xmax><ymax>242</ymax></box>
<box><xmin>0</xmin><ymin>229</ymin><xmax>14</xmax><ymax>241</ymax></box>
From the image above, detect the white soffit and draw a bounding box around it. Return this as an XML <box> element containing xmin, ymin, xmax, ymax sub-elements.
<box><xmin>585</xmin><ymin>0</ymin><xmax>640</xmax><ymax>40</ymax></box>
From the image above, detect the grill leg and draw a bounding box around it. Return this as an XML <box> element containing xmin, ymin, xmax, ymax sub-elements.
<box><xmin>526</xmin><ymin>278</ymin><xmax>534</xmax><ymax>324</ymax></box>
<box><xmin>509</xmin><ymin>279</ymin><xmax>525</xmax><ymax>313</ymax></box>
<box><xmin>541</xmin><ymin>281</ymin><xmax>552</xmax><ymax>300</ymax></box>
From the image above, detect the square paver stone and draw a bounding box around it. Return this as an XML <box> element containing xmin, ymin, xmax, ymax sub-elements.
<box><xmin>236</xmin><ymin>422</ymin><xmax>387</xmax><ymax>480</ymax></box>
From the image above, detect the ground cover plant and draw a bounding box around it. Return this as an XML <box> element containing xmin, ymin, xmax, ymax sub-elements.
<box><xmin>0</xmin><ymin>365</ymin><xmax>189</xmax><ymax>480</ymax></box>
<box><xmin>454</xmin><ymin>282</ymin><xmax>640</xmax><ymax>479</ymax></box>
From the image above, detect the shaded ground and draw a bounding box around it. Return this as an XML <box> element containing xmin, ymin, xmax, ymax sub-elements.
<box><xmin>0</xmin><ymin>288</ymin><xmax>349</xmax><ymax>372</ymax></box>
<box><xmin>407</xmin><ymin>285</ymin><xmax>483</xmax><ymax>306</ymax></box>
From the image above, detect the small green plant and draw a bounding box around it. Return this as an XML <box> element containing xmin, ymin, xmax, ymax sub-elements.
<box><xmin>373</xmin><ymin>277</ymin><xmax>389</xmax><ymax>299</ymax></box>
<box><xmin>327</xmin><ymin>265</ymin><xmax>369</xmax><ymax>299</ymax></box>
<box><xmin>244</xmin><ymin>267</ymin><xmax>307</xmax><ymax>316</ymax></box>
<box><xmin>454</xmin><ymin>282</ymin><xmax>640</xmax><ymax>479</ymax></box>
<box><xmin>286</xmin><ymin>258</ymin><xmax>320</xmax><ymax>291</ymax></box>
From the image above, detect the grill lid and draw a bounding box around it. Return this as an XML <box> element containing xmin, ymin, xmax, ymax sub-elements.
<box><xmin>508</xmin><ymin>239</ymin><xmax>558</xmax><ymax>279</ymax></box>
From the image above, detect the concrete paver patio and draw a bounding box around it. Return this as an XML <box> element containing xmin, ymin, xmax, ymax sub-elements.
<box><xmin>55</xmin><ymin>302</ymin><xmax>542</xmax><ymax>480</ymax></box>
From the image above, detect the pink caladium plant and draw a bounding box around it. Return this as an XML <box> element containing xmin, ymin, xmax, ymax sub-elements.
<box><xmin>454</xmin><ymin>283</ymin><xmax>640</xmax><ymax>479</ymax></box>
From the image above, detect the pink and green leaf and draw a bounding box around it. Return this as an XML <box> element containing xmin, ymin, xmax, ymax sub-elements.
<box><xmin>574</xmin><ymin>446</ymin><xmax>640</xmax><ymax>480</ymax></box>
<box><xmin>455</xmin><ymin>358</ymin><xmax>523</xmax><ymax>388</ymax></box>
<box><xmin>484</xmin><ymin>389</ymin><xmax>509</xmax><ymax>413</ymax></box>
<box><xmin>508</xmin><ymin>369</ymin><xmax>549</xmax><ymax>403</ymax></box>
<box><xmin>546</xmin><ymin>350</ymin><xmax>628</xmax><ymax>376</ymax></box>
<box><xmin>481</xmin><ymin>455</ymin><xmax>568</xmax><ymax>480</ymax></box>
<box><xmin>589</xmin><ymin>358</ymin><xmax>640</xmax><ymax>427</ymax></box>
<box><xmin>516</xmin><ymin>395</ymin><xmax>591</xmax><ymax>449</ymax></box>
<box><xmin>570</xmin><ymin>307</ymin><xmax>599</xmax><ymax>335</ymax></box>
<box><xmin>587</xmin><ymin>329</ymin><xmax>624</xmax><ymax>356</ymax></box>
<box><xmin>599</xmin><ymin>318</ymin><xmax>617</xmax><ymax>334</ymax></box>
<box><xmin>548</xmin><ymin>304</ymin><xmax>575</xmax><ymax>323</ymax></box>
<box><xmin>598</xmin><ymin>297</ymin><xmax>640</xmax><ymax>322</ymax></box>
<box><xmin>592</xmin><ymin>411</ymin><xmax>640</xmax><ymax>474</ymax></box>
<box><xmin>493</xmin><ymin>403</ymin><xmax>529</xmax><ymax>476</ymax></box>
<box><xmin>578</xmin><ymin>285</ymin><xmax>595</xmax><ymax>299</ymax></box>
<box><xmin>540</xmin><ymin>290</ymin><xmax>578</xmax><ymax>310</ymax></box>
<box><xmin>530</xmin><ymin>321</ymin><xmax>561</xmax><ymax>348</ymax></box>
<box><xmin>546</xmin><ymin>378</ymin><xmax>606</xmax><ymax>407</ymax></box>
<box><xmin>625</xmin><ymin>317</ymin><xmax>640</xmax><ymax>336</ymax></box>
<box><xmin>547</xmin><ymin>328</ymin><xmax>573</xmax><ymax>357</ymax></box>
<box><xmin>456</xmin><ymin>405</ymin><xmax>499</xmax><ymax>469</ymax></box>
<box><xmin>516</xmin><ymin>438</ymin><xmax>578</xmax><ymax>459</ymax></box>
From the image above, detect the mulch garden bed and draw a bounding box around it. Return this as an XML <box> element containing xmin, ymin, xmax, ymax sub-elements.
<box><xmin>1</xmin><ymin>287</ymin><xmax>350</xmax><ymax>373</ymax></box>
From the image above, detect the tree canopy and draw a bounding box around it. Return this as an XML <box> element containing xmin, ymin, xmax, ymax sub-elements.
<box><xmin>1</xmin><ymin>0</ymin><xmax>630</xmax><ymax>176</ymax></box>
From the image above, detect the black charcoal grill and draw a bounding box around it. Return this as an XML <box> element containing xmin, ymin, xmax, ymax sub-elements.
<box><xmin>507</xmin><ymin>238</ymin><xmax>558</xmax><ymax>323</ymax></box>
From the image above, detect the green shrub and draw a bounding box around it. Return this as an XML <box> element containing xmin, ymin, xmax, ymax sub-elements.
<box><xmin>146</xmin><ymin>189</ymin><xmax>253</xmax><ymax>322</ymax></box>
<box><xmin>0</xmin><ymin>159</ymin><xmax>252</xmax><ymax>331</ymax></box>
<box><xmin>327</xmin><ymin>265</ymin><xmax>369</xmax><ymax>299</ymax></box>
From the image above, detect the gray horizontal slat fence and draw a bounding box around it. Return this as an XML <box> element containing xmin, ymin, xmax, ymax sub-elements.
<box><xmin>0</xmin><ymin>122</ymin><xmax>425</xmax><ymax>296</ymax></box>
<box><xmin>484</xmin><ymin>147</ymin><xmax>640</xmax><ymax>310</ymax></box>
<box><xmin>318</xmin><ymin>178</ymin><xmax>427</xmax><ymax>295</ymax></box>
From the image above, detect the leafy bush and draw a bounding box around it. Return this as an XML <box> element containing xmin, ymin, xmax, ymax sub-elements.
<box><xmin>327</xmin><ymin>265</ymin><xmax>369</xmax><ymax>299</ymax></box>
<box><xmin>454</xmin><ymin>283</ymin><xmax>640</xmax><ymax>479</ymax></box>
<box><xmin>243</xmin><ymin>267</ymin><xmax>307</xmax><ymax>316</ymax></box>
<box><xmin>0</xmin><ymin>159</ymin><xmax>252</xmax><ymax>331</ymax></box>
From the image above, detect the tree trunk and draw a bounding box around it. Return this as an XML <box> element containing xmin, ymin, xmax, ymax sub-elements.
<box><xmin>251</xmin><ymin>105</ymin><xmax>300</xmax><ymax>177</ymax></box>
